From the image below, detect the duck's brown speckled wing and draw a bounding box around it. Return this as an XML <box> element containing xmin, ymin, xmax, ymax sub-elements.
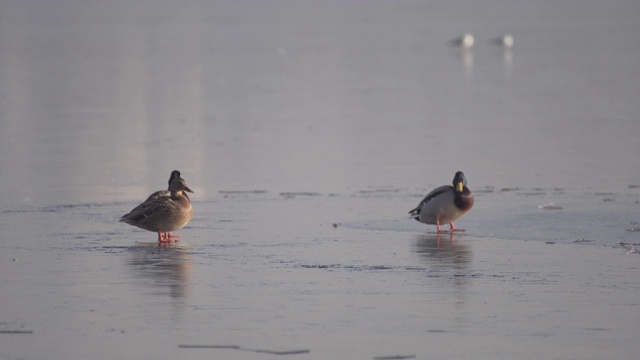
<box><xmin>121</xmin><ymin>196</ymin><xmax>173</xmax><ymax>227</ymax></box>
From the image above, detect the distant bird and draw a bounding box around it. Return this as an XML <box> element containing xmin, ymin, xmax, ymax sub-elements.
<box><xmin>493</xmin><ymin>34</ymin><xmax>514</xmax><ymax>48</ymax></box>
<box><xmin>121</xmin><ymin>172</ymin><xmax>194</xmax><ymax>243</ymax></box>
<box><xmin>452</xmin><ymin>33</ymin><xmax>475</xmax><ymax>49</ymax></box>
<box><xmin>409</xmin><ymin>171</ymin><xmax>474</xmax><ymax>232</ymax></box>
<box><xmin>144</xmin><ymin>170</ymin><xmax>182</xmax><ymax>202</ymax></box>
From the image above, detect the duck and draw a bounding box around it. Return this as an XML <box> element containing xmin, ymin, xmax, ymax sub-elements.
<box><xmin>121</xmin><ymin>173</ymin><xmax>194</xmax><ymax>242</ymax></box>
<box><xmin>452</xmin><ymin>33</ymin><xmax>475</xmax><ymax>49</ymax></box>
<box><xmin>409</xmin><ymin>171</ymin><xmax>474</xmax><ymax>232</ymax></box>
<box><xmin>144</xmin><ymin>170</ymin><xmax>182</xmax><ymax>202</ymax></box>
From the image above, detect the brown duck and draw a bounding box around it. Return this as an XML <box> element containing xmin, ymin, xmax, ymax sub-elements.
<box><xmin>121</xmin><ymin>172</ymin><xmax>194</xmax><ymax>242</ymax></box>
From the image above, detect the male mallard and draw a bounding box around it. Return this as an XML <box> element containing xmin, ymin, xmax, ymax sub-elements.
<box><xmin>121</xmin><ymin>173</ymin><xmax>194</xmax><ymax>242</ymax></box>
<box><xmin>409</xmin><ymin>171</ymin><xmax>474</xmax><ymax>232</ymax></box>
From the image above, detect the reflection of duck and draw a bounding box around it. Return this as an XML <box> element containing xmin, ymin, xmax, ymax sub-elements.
<box><xmin>452</xmin><ymin>33</ymin><xmax>475</xmax><ymax>49</ymax></box>
<box><xmin>414</xmin><ymin>233</ymin><xmax>471</xmax><ymax>314</ymax></box>
<box><xmin>121</xmin><ymin>173</ymin><xmax>194</xmax><ymax>243</ymax></box>
<box><xmin>127</xmin><ymin>242</ymin><xmax>192</xmax><ymax>299</ymax></box>
<box><xmin>409</xmin><ymin>171</ymin><xmax>474</xmax><ymax>232</ymax></box>
<box><xmin>414</xmin><ymin>232</ymin><xmax>471</xmax><ymax>269</ymax></box>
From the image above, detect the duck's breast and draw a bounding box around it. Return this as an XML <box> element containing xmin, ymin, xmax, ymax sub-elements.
<box><xmin>157</xmin><ymin>196</ymin><xmax>193</xmax><ymax>232</ymax></box>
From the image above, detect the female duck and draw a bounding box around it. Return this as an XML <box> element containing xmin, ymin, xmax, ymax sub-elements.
<box><xmin>121</xmin><ymin>174</ymin><xmax>194</xmax><ymax>242</ymax></box>
<box><xmin>409</xmin><ymin>171</ymin><xmax>474</xmax><ymax>232</ymax></box>
<box><xmin>144</xmin><ymin>170</ymin><xmax>182</xmax><ymax>202</ymax></box>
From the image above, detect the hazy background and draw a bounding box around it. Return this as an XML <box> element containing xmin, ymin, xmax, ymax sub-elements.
<box><xmin>1</xmin><ymin>0</ymin><xmax>639</xmax><ymax>206</ymax></box>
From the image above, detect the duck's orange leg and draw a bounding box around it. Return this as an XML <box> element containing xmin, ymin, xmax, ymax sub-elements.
<box><xmin>166</xmin><ymin>232</ymin><xmax>182</xmax><ymax>241</ymax></box>
<box><xmin>157</xmin><ymin>231</ymin><xmax>173</xmax><ymax>242</ymax></box>
<box><xmin>449</xmin><ymin>223</ymin><xmax>465</xmax><ymax>232</ymax></box>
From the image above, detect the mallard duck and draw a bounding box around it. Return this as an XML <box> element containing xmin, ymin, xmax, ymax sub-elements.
<box><xmin>144</xmin><ymin>170</ymin><xmax>182</xmax><ymax>202</ymax></box>
<box><xmin>409</xmin><ymin>171</ymin><xmax>474</xmax><ymax>232</ymax></box>
<box><xmin>452</xmin><ymin>33</ymin><xmax>475</xmax><ymax>49</ymax></box>
<box><xmin>121</xmin><ymin>173</ymin><xmax>194</xmax><ymax>242</ymax></box>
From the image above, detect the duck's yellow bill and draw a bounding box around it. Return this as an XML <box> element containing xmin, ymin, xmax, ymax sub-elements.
<box><xmin>456</xmin><ymin>182</ymin><xmax>464</xmax><ymax>192</ymax></box>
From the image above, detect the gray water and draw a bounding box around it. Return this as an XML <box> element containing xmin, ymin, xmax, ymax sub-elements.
<box><xmin>1</xmin><ymin>1</ymin><xmax>640</xmax><ymax>359</ymax></box>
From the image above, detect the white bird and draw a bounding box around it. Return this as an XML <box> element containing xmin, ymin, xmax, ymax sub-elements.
<box><xmin>452</xmin><ymin>33</ymin><xmax>475</xmax><ymax>49</ymax></box>
<box><xmin>494</xmin><ymin>34</ymin><xmax>514</xmax><ymax>48</ymax></box>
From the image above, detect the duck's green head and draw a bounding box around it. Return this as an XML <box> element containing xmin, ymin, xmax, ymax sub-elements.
<box><xmin>453</xmin><ymin>171</ymin><xmax>467</xmax><ymax>192</ymax></box>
